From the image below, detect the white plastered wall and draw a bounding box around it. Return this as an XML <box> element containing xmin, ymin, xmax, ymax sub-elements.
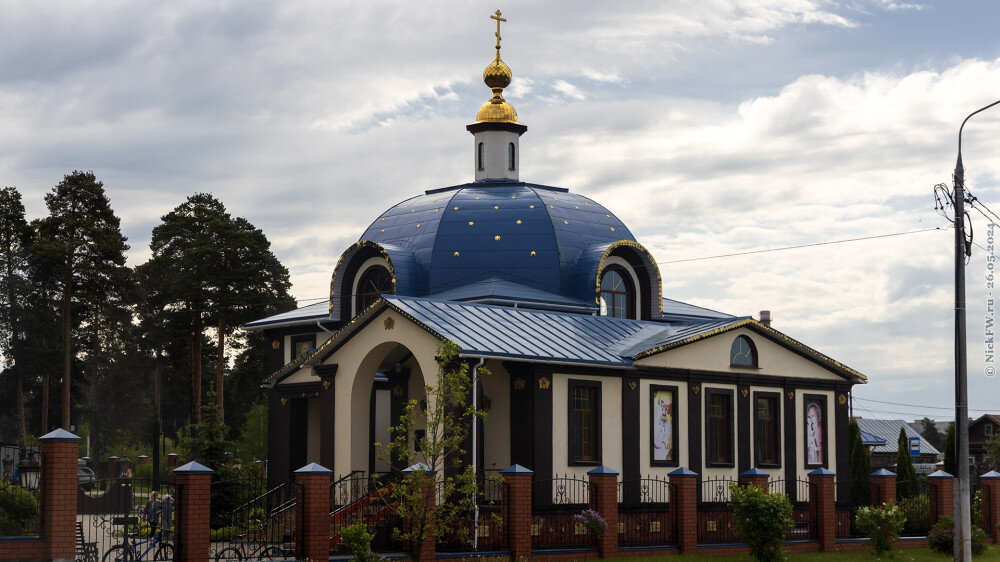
<box><xmin>480</xmin><ymin>360</ymin><xmax>511</xmax><ymax>471</ymax></box>
<box><xmin>639</xmin><ymin>379</ymin><xmax>689</xmax><ymax>477</ymax></box>
<box><xmin>306</xmin><ymin>397</ymin><xmax>321</xmax><ymax>464</ymax></box>
<box><xmin>634</xmin><ymin>326</ymin><xmax>847</xmax><ymax>382</ymax></box>
<box><xmin>473</xmin><ymin>130</ymin><xmax>519</xmax><ymax>181</ymax></box>
<box><xmin>551</xmin><ymin>373</ymin><xmax>623</xmax><ymax>479</ymax></box>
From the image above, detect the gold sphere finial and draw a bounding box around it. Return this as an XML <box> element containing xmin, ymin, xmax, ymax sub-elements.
<box><xmin>475</xmin><ymin>9</ymin><xmax>518</xmax><ymax>124</ymax></box>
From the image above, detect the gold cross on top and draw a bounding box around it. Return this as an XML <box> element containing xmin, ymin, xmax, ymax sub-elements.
<box><xmin>490</xmin><ymin>10</ymin><xmax>506</xmax><ymax>53</ymax></box>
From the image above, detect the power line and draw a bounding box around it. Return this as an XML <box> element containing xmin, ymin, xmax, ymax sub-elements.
<box><xmin>660</xmin><ymin>227</ymin><xmax>946</xmax><ymax>264</ymax></box>
<box><xmin>854</xmin><ymin>396</ymin><xmax>996</xmax><ymax>414</ymax></box>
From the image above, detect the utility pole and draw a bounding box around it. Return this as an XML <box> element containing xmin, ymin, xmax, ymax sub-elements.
<box><xmin>953</xmin><ymin>98</ymin><xmax>1000</xmax><ymax>561</ymax></box>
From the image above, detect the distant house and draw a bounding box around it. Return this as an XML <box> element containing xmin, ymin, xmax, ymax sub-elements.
<box><xmin>969</xmin><ymin>414</ymin><xmax>1000</xmax><ymax>465</ymax></box>
<box><xmin>856</xmin><ymin>419</ymin><xmax>941</xmax><ymax>474</ymax></box>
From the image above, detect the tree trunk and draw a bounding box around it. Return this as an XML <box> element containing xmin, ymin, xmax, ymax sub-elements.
<box><xmin>153</xmin><ymin>358</ymin><xmax>162</xmax><ymax>490</ymax></box>
<box><xmin>216</xmin><ymin>318</ymin><xmax>225</xmax><ymax>426</ymax></box>
<box><xmin>15</xmin><ymin>350</ymin><xmax>24</xmax><ymax>446</ymax></box>
<box><xmin>192</xmin><ymin>319</ymin><xmax>203</xmax><ymax>423</ymax></box>
<box><xmin>60</xmin><ymin>266</ymin><xmax>73</xmax><ymax>430</ymax></box>
<box><xmin>41</xmin><ymin>370</ymin><xmax>50</xmax><ymax>434</ymax></box>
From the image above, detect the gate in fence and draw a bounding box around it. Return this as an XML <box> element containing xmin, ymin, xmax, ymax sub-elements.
<box><xmin>697</xmin><ymin>477</ymin><xmax>737</xmax><ymax>544</ymax></box>
<box><xmin>834</xmin><ymin>479</ymin><xmax>877</xmax><ymax>538</ymax></box>
<box><xmin>210</xmin><ymin>474</ymin><xmax>296</xmax><ymax>561</ymax></box>
<box><xmin>531</xmin><ymin>475</ymin><xmax>592</xmax><ymax>550</ymax></box>
<box><xmin>768</xmin><ymin>478</ymin><xmax>817</xmax><ymax>541</ymax></box>
<box><xmin>435</xmin><ymin>472</ymin><xmax>505</xmax><ymax>552</ymax></box>
<box><xmin>77</xmin><ymin>477</ymin><xmax>176</xmax><ymax>561</ymax></box>
<box><xmin>617</xmin><ymin>476</ymin><xmax>676</xmax><ymax>547</ymax></box>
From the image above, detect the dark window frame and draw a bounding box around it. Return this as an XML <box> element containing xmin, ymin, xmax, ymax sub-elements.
<box><xmin>802</xmin><ymin>394</ymin><xmax>829</xmax><ymax>468</ymax></box>
<box><xmin>290</xmin><ymin>335</ymin><xmax>315</xmax><ymax>360</ymax></box>
<box><xmin>354</xmin><ymin>265</ymin><xmax>393</xmax><ymax>314</ymax></box>
<box><xmin>508</xmin><ymin>142</ymin><xmax>516</xmax><ymax>170</ymax></box>
<box><xmin>753</xmin><ymin>391</ymin><xmax>782</xmax><ymax>468</ymax></box>
<box><xmin>568</xmin><ymin>379</ymin><xmax>602</xmax><ymax>466</ymax></box>
<box><xmin>599</xmin><ymin>265</ymin><xmax>635</xmax><ymax>319</ymax></box>
<box><xmin>705</xmin><ymin>388</ymin><xmax>735</xmax><ymax>468</ymax></box>
<box><xmin>477</xmin><ymin>142</ymin><xmax>484</xmax><ymax>171</ymax></box>
<box><xmin>649</xmin><ymin>384</ymin><xmax>680</xmax><ymax>467</ymax></box>
<box><xmin>730</xmin><ymin>335</ymin><xmax>758</xmax><ymax>368</ymax></box>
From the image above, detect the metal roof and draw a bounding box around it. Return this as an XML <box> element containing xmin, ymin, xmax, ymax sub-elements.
<box><xmin>855</xmin><ymin>418</ymin><xmax>941</xmax><ymax>456</ymax></box>
<box><xmin>427</xmin><ymin>277</ymin><xmax>594</xmax><ymax>310</ymax></box>
<box><xmin>860</xmin><ymin>430</ymin><xmax>887</xmax><ymax>447</ymax></box>
<box><xmin>244</xmin><ymin>300</ymin><xmax>330</xmax><ymax>330</ymax></box>
<box><xmin>661</xmin><ymin>298</ymin><xmax>735</xmax><ymax>321</ymax></box>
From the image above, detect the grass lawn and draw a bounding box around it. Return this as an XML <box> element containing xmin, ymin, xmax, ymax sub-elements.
<box><xmin>620</xmin><ymin>545</ymin><xmax>1000</xmax><ymax>560</ymax></box>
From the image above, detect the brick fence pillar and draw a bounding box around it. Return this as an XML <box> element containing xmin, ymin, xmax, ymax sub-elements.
<box><xmin>295</xmin><ymin>463</ymin><xmax>332</xmax><ymax>562</ymax></box>
<box><xmin>669</xmin><ymin>467</ymin><xmax>699</xmax><ymax>555</ymax></box>
<box><xmin>928</xmin><ymin>470</ymin><xmax>954</xmax><ymax>527</ymax></box>
<box><xmin>500</xmin><ymin>464</ymin><xmax>533</xmax><ymax>559</ymax></box>
<box><xmin>587</xmin><ymin>466</ymin><xmax>619</xmax><ymax>558</ymax></box>
<box><xmin>981</xmin><ymin>471</ymin><xmax>1000</xmax><ymax>543</ymax></box>
<box><xmin>173</xmin><ymin>461</ymin><xmax>213</xmax><ymax>562</ymax></box>
<box><xmin>108</xmin><ymin>456</ymin><xmax>120</xmax><ymax>479</ymax></box>
<box><xmin>739</xmin><ymin>468</ymin><xmax>769</xmax><ymax>492</ymax></box>
<box><xmin>166</xmin><ymin>453</ymin><xmax>178</xmax><ymax>484</ymax></box>
<box><xmin>402</xmin><ymin>463</ymin><xmax>435</xmax><ymax>561</ymax></box>
<box><xmin>40</xmin><ymin>428</ymin><xmax>80</xmax><ymax>562</ymax></box>
<box><xmin>870</xmin><ymin>468</ymin><xmax>896</xmax><ymax>506</ymax></box>
<box><xmin>808</xmin><ymin>467</ymin><xmax>836</xmax><ymax>552</ymax></box>
<box><xmin>137</xmin><ymin>455</ymin><xmax>149</xmax><ymax>466</ymax></box>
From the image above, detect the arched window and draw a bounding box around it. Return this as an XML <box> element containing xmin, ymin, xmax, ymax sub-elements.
<box><xmin>730</xmin><ymin>336</ymin><xmax>757</xmax><ymax>368</ymax></box>
<box><xmin>355</xmin><ymin>266</ymin><xmax>393</xmax><ymax>313</ymax></box>
<box><xmin>599</xmin><ymin>267</ymin><xmax>633</xmax><ymax>319</ymax></box>
<box><xmin>508</xmin><ymin>142</ymin><xmax>516</xmax><ymax>170</ymax></box>
<box><xmin>477</xmin><ymin>142</ymin><xmax>484</xmax><ymax>171</ymax></box>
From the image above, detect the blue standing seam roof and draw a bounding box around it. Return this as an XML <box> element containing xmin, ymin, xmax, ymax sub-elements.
<box><xmin>386</xmin><ymin>295</ymin><xmax>721</xmax><ymax>366</ymax></box>
<box><xmin>244</xmin><ymin>300</ymin><xmax>330</xmax><ymax>329</ymax></box>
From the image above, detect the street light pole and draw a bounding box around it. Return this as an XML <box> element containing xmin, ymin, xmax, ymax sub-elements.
<box><xmin>953</xmin><ymin>98</ymin><xmax>1000</xmax><ymax>562</ymax></box>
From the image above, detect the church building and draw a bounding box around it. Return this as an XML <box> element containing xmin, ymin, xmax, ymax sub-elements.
<box><xmin>246</xmin><ymin>14</ymin><xmax>867</xmax><ymax>496</ymax></box>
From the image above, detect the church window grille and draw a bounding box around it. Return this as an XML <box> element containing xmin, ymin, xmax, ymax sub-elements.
<box><xmin>508</xmin><ymin>142</ymin><xmax>516</xmax><ymax>170</ymax></box>
<box><xmin>355</xmin><ymin>266</ymin><xmax>393</xmax><ymax>313</ymax></box>
<box><xmin>568</xmin><ymin>379</ymin><xmax>601</xmax><ymax>464</ymax></box>
<box><xmin>754</xmin><ymin>393</ymin><xmax>781</xmax><ymax>467</ymax></box>
<box><xmin>730</xmin><ymin>336</ymin><xmax>757</xmax><ymax>368</ymax></box>
<box><xmin>477</xmin><ymin>142</ymin><xmax>484</xmax><ymax>171</ymax></box>
<box><xmin>706</xmin><ymin>389</ymin><xmax>734</xmax><ymax>467</ymax></box>
<box><xmin>599</xmin><ymin>267</ymin><xmax>633</xmax><ymax>319</ymax></box>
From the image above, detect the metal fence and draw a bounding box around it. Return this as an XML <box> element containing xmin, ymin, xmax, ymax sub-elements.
<box><xmin>767</xmin><ymin>479</ymin><xmax>817</xmax><ymax>541</ymax></box>
<box><xmin>330</xmin><ymin>474</ymin><xmax>403</xmax><ymax>555</ymax></box>
<box><xmin>617</xmin><ymin>476</ymin><xmax>675</xmax><ymax>547</ymax></box>
<box><xmin>211</xmin><ymin>476</ymin><xmax>295</xmax><ymax>561</ymax></box>
<box><xmin>436</xmin><ymin>474</ymin><xmax>505</xmax><ymax>553</ymax></box>
<box><xmin>77</xmin><ymin>477</ymin><xmax>176</xmax><ymax>561</ymax></box>
<box><xmin>0</xmin><ymin>478</ymin><xmax>40</xmax><ymax>537</ymax></box>
<box><xmin>531</xmin><ymin>475</ymin><xmax>592</xmax><ymax>550</ymax></box>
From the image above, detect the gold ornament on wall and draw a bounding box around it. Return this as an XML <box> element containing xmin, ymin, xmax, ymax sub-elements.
<box><xmin>323</xmin><ymin>381</ymin><xmax>331</xmax><ymax>390</ymax></box>
<box><xmin>271</xmin><ymin>340</ymin><xmax>280</xmax><ymax>350</ymax></box>
<box><xmin>280</xmin><ymin>397</ymin><xmax>287</xmax><ymax>406</ymax></box>
<box><xmin>838</xmin><ymin>394</ymin><xmax>847</xmax><ymax>405</ymax></box>
<box><xmin>513</xmin><ymin>377</ymin><xmax>525</xmax><ymax>390</ymax></box>
<box><xmin>538</xmin><ymin>377</ymin><xmax>550</xmax><ymax>390</ymax></box>
<box><xmin>628</xmin><ymin>381</ymin><xmax>637</xmax><ymax>391</ymax></box>
<box><xmin>692</xmin><ymin>386</ymin><xmax>700</xmax><ymax>395</ymax></box>
<box><xmin>393</xmin><ymin>385</ymin><xmax>403</xmax><ymax>397</ymax></box>
<box><xmin>787</xmin><ymin>391</ymin><xmax>795</xmax><ymax>400</ymax></box>
<box><xmin>741</xmin><ymin>388</ymin><xmax>748</xmax><ymax>397</ymax></box>
<box><xmin>384</xmin><ymin>316</ymin><xmax>395</xmax><ymax>330</ymax></box>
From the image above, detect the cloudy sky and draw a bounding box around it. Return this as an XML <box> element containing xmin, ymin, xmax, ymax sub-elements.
<box><xmin>3</xmin><ymin>0</ymin><xmax>1000</xmax><ymax>421</ymax></box>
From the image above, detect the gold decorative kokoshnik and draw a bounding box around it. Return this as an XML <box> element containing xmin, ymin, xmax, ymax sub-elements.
<box><xmin>476</xmin><ymin>10</ymin><xmax>519</xmax><ymax>123</ymax></box>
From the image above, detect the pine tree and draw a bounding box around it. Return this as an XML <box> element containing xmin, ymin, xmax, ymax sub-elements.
<box><xmin>33</xmin><ymin>171</ymin><xmax>129</xmax><ymax>430</ymax></box>
<box><xmin>849</xmin><ymin>418</ymin><xmax>871</xmax><ymax>506</ymax></box>
<box><xmin>944</xmin><ymin>422</ymin><xmax>956</xmax><ymax>476</ymax></box>
<box><xmin>895</xmin><ymin>426</ymin><xmax>918</xmax><ymax>498</ymax></box>
<box><xmin>920</xmin><ymin>417</ymin><xmax>945</xmax><ymax>450</ymax></box>
<box><xmin>0</xmin><ymin>187</ymin><xmax>31</xmax><ymax>446</ymax></box>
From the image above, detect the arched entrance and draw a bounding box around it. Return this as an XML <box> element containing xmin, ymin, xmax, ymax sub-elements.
<box><xmin>349</xmin><ymin>342</ymin><xmax>427</xmax><ymax>476</ymax></box>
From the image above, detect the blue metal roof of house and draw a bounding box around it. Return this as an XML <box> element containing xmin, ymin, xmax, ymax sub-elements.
<box><xmin>661</xmin><ymin>298</ymin><xmax>735</xmax><ymax>321</ymax></box>
<box><xmin>427</xmin><ymin>277</ymin><xmax>594</xmax><ymax>310</ymax></box>
<box><xmin>357</xmin><ymin>181</ymin><xmax>633</xmax><ymax>299</ymax></box>
<box><xmin>860</xmin><ymin>430</ymin><xmax>887</xmax><ymax>447</ymax></box>
<box><xmin>856</xmin><ymin>419</ymin><xmax>940</xmax><ymax>456</ymax></box>
<box><xmin>244</xmin><ymin>300</ymin><xmax>329</xmax><ymax>329</ymax></box>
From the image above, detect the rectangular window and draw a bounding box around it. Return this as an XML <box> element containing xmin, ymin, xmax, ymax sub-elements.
<box><xmin>754</xmin><ymin>393</ymin><xmax>781</xmax><ymax>467</ymax></box>
<box><xmin>705</xmin><ymin>388</ymin><xmax>734</xmax><ymax>467</ymax></box>
<box><xmin>568</xmin><ymin>380</ymin><xmax>601</xmax><ymax>464</ymax></box>
<box><xmin>986</xmin><ymin>425</ymin><xmax>993</xmax><ymax>437</ymax></box>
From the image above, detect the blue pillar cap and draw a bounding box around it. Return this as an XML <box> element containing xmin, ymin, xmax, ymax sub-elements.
<box><xmin>39</xmin><ymin>428</ymin><xmax>80</xmax><ymax>442</ymax></box>
<box><xmin>928</xmin><ymin>469</ymin><xmax>954</xmax><ymax>479</ymax></box>
<box><xmin>173</xmin><ymin>461</ymin><xmax>214</xmax><ymax>474</ymax></box>
<box><xmin>808</xmin><ymin>467</ymin><xmax>835</xmax><ymax>477</ymax></box>
<box><xmin>587</xmin><ymin>465</ymin><xmax>619</xmax><ymax>476</ymax></box>
<box><xmin>500</xmin><ymin>464</ymin><xmax>533</xmax><ymax>474</ymax></box>
<box><xmin>741</xmin><ymin>467</ymin><xmax>769</xmax><ymax>477</ymax></box>
<box><xmin>980</xmin><ymin>470</ymin><xmax>1000</xmax><ymax>479</ymax></box>
<box><xmin>403</xmin><ymin>462</ymin><xmax>433</xmax><ymax>473</ymax></box>
<box><xmin>668</xmin><ymin>467</ymin><xmax>699</xmax><ymax>477</ymax></box>
<box><xmin>294</xmin><ymin>462</ymin><xmax>333</xmax><ymax>474</ymax></box>
<box><xmin>870</xmin><ymin>468</ymin><xmax>896</xmax><ymax>477</ymax></box>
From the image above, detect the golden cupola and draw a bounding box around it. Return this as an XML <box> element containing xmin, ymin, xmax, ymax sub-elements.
<box><xmin>475</xmin><ymin>10</ymin><xmax>520</xmax><ymax>124</ymax></box>
<box><xmin>467</xmin><ymin>10</ymin><xmax>527</xmax><ymax>182</ymax></box>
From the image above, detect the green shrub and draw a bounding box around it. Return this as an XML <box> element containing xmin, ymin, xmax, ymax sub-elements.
<box><xmin>927</xmin><ymin>515</ymin><xmax>987</xmax><ymax>556</ymax></box>
<box><xmin>972</xmin><ymin>489</ymin><xmax>983</xmax><ymax>528</ymax></box>
<box><xmin>897</xmin><ymin>495</ymin><xmax>929</xmax><ymax>536</ymax></box>
<box><xmin>342</xmin><ymin>522</ymin><xmax>382</xmax><ymax>562</ymax></box>
<box><xmin>855</xmin><ymin>502</ymin><xmax>905</xmax><ymax>555</ymax></box>
<box><xmin>0</xmin><ymin>481</ymin><xmax>39</xmax><ymax>536</ymax></box>
<box><xmin>210</xmin><ymin>526</ymin><xmax>237</xmax><ymax>542</ymax></box>
<box><xmin>728</xmin><ymin>483</ymin><xmax>794</xmax><ymax>562</ymax></box>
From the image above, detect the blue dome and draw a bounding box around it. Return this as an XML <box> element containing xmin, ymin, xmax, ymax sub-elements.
<box><xmin>358</xmin><ymin>181</ymin><xmax>636</xmax><ymax>299</ymax></box>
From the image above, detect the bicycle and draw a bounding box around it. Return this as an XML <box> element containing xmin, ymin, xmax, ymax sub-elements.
<box><xmin>214</xmin><ymin>525</ymin><xmax>290</xmax><ymax>561</ymax></box>
<box><xmin>102</xmin><ymin>516</ymin><xmax>174</xmax><ymax>561</ymax></box>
